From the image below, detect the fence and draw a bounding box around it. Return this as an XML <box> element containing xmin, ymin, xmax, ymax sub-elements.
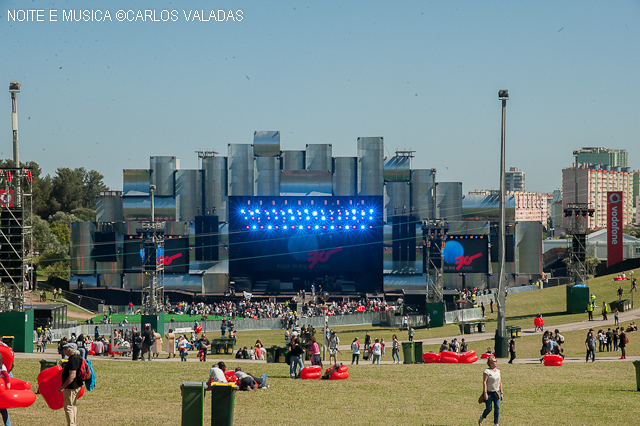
<box><xmin>38</xmin><ymin>281</ymin><xmax>104</xmax><ymax>313</ymax></box>
<box><xmin>444</xmin><ymin>307</ymin><xmax>483</xmax><ymax>324</ymax></box>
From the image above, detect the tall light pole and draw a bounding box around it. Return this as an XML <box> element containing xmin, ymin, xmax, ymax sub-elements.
<box><xmin>495</xmin><ymin>90</ymin><xmax>509</xmax><ymax>358</ymax></box>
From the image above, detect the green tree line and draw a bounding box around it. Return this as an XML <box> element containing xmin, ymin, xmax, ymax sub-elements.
<box><xmin>1</xmin><ymin>160</ymin><xmax>108</xmax><ymax>280</ymax></box>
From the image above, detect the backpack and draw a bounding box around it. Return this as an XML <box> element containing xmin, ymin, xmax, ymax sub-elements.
<box><xmin>78</xmin><ymin>358</ymin><xmax>96</xmax><ymax>391</ymax></box>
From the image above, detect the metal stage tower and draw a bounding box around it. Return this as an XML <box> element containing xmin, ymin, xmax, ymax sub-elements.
<box><xmin>1</xmin><ymin>82</ymin><xmax>33</xmax><ymax>312</ymax></box>
<box><xmin>421</xmin><ymin>219</ymin><xmax>449</xmax><ymax>303</ymax></box>
<box><xmin>564</xmin><ymin>203</ymin><xmax>593</xmax><ymax>285</ymax></box>
<box><xmin>138</xmin><ymin>185</ymin><xmax>165</xmax><ymax>315</ymax></box>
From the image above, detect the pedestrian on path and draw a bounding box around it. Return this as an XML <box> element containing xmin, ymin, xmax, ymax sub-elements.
<box><xmin>586</xmin><ymin>302</ymin><xmax>594</xmax><ymax>321</ymax></box>
<box><xmin>614</xmin><ymin>308</ymin><xmax>619</xmax><ymax>326</ymax></box>
<box><xmin>391</xmin><ymin>335</ymin><xmax>400</xmax><ymax>364</ymax></box>
<box><xmin>508</xmin><ymin>336</ymin><xmax>516</xmax><ymax>364</ymax></box>
<box><xmin>619</xmin><ymin>329</ymin><xmax>628</xmax><ymax>360</ymax></box>
<box><xmin>585</xmin><ymin>330</ymin><xmax>596</xmax><ymax>362</ymax></box>
<box><xmin>478</xmin><ymin>355</ymin><xmax>502</xmax><ymax>426</ymax></box>
<box><xmin>490</xmin><ymin>299</ymin><xmax>494</xmax><ymax>314</ymax></box>
<box><xmin>601</xmin><ymin>302</ymin><xmax>608</xmax><ymax>321</ymax></box>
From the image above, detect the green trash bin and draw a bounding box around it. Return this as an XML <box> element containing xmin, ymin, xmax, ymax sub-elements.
<box><xmin>266</xmin><ymin>347</ymin><xmax>278</xmax><ymax>363</ymax></box>
<box><xmin>633</xmin><ymin>361</ymin><xmax>640</xmax><ymax>392</ymax></box>
<box><xmin>514</xmin><ymin>326</ymin><xmax>522</xmax><ymax>338</ymax></box>
<box><xmin>464</xmin><ymin>323</ymin><xmax>475</xmax><ymax>334</ymax></box>
<box><xmin>401</xmin><ymin>341</ymin><xmax>414</xmax><ymax>364</ymax></box>
<box><xmin>2</xmin><ymin>336</ymin><xmax>14</xmax><ymax>349</ymax></box>
<box><xmin>39</xmin><ymin>359</ymin><xmax>59</xmax><ymax>372</ymax></box>
<box><xmin>180</xmin><ymin>382</ymin><xmax>205</xmax><ymax>426</ymax></box>
<box><xmin>210</xmin><ymin>382</ymin><xmax>236</xmax><ymax>426</ymax></box>
<box><xmin>477</xmin><ymin>322</ymin><xmax>486</xmax><ymax>333</ymax></box>
<box><xmin>413</xmin><ymin>341</ymin><xmax>423</xmax><ymax>364</ymax></box>
<box><xmin>275</xmin><ymin>347</ymin><xmax>288</xmax><ymax>363</ymax></box>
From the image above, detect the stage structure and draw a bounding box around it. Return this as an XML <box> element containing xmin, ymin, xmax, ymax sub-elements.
<box><xmin>70</xmin><ymin>132</ymin><xmax>469</xmax><ymax>298</ymax></box>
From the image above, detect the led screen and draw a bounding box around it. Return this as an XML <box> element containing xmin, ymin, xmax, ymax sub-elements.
<box><xmin>442</xmin><ymin>235</ymin><xmax>489</xmax><ymax>273</ymax></box>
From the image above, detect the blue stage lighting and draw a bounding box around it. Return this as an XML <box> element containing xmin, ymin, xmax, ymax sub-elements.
<box><xmin>369</xmin><ymin>209</ymin><xmax>373</xmax><ymax>214</ymax></box>
<box><xmin>361</xmin><ymin>225</ymin><xmax>365</xmax><ymax>229</ymax></box>
<box><xmin>291</xmin><ymin>216</ymin><xmax>295</xmax><ymax>221</ymax></box>
<box><xmin>312</xmin><ymin>211</ymin><xmax>317</xmax><ymax>216</ymax></box>
<box><xmin>299</xmin><ymin>225</ymin><xmax>303</xmax><ymax>230</ymax></box>
<box><xmin>241</xmin><ymin>209</ymin><xmax>245</xmax><ymax>214</ymax></box>
<box><xmin>252</xmin><ymin>225</ymin><xmax>257</xmax><ymax>230</ymax></box>
<box><xmin>244</xmin><ymin>216</ymin><xmax>248</xmax><ymax>220</ymax></box>
<box><xmin>330</xmin><ymin>225</ymin><xmax>335</xmax><ymax>230</ymax></box>
<box><xmin>268</xmin><ymin>225</ymin><xmax>272</xmax><ymax>230</ymax></box>
<box><xmin>321</xmin><ymin>216</ymin><xmax>326</xmax><ymax>220</ymax></box>
<box><xmin>255</xmin><ymin>209</ymin><xmax>260</xmax><ymax>214</ymax></box>
<box><xmin>338</xmin><ymin>216</ymin><xmax>342</xmax><ymax>220</ymax></box>
<box><xmin>369</xmin><ymin>216</ymin><xmax>372</xmax><ymax>220</ymax></box>
<box><xmin>304</xmin><ymin>209</ymin><xmax>309</xmax><ymax>214</ymax></box>
<box><xmin>344</xmin><ymin>227</ymin><xmax>349</xmax><ymax>231</ymax></box>
<box><xmin>288</xmin><ymin>209</ymin><xmax>292</xmax><ymax>214</ymax></box>
<box><xmin>306</xmin><ymin>216</ymin><xmax>310</xmax><ymax>220</ymax></box>
<box><xmin>351</xmin><ymin>209</ymin><xmax>356</xmax><ymax>214</ymax></box>
<box><xmin>315</xmin><ymin>225</ymin><xmax>319</xmax><ymax>230</ymax></box>
<box><xmin>283</xmin><ymin>225</ymin><xmax>288</xmax><ymax>230</ymax></box>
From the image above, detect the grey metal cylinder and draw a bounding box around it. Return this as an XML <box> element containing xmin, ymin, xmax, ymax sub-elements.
<box><xmin>70</xmin><ymin>222</ymin><xmax>96</xmax><ymax>275</ymax></box>
<box><xmin>282</xmin><ymin>150</ymin><xmax>305</xmax><ymax>170</ymax></box>
<box><xmin>96</xmin><ymin>191</ymin><xmax>123</xmax><ymax>222</ymax></box>
<box><xmin>306</xmin><ymin>144</ymin><xmax>332</xmax><ymax>171</ymax></box>
<box><xmin>255</xmin><ymin>156</ymin><xmax>280</xmax><ymax>196</ymax></box>
<box><xmin>410</xmin><ymin>169</ymin><xmax>435</xmax><ymax>220</ymax></box>
<box><xmin>333</xmin><ymin>157</ymin><xmax>357</xmax><ymax>196</ymax></box>
<box><xmin>175</xmin><ymin>169</ymin><xmax>203</xmax><ymax>221</ymax></box>
<box><xmin>150</xmin><ymin>156</ymin><xmax>177</xmax><ymax>197</ymax></box>
<box><xmin>202</xmin><ymin>156</ymin><xmax>228</xmax><ymax>221</ymax></box>
<box><xmin>357</xmin><ymin>137</ymin><xmax>384</xmax><ymax>196</ymax></box>
<box><xmin>228</xmin><ymin>144</ymin><xmax>254</xmax><ymax>196</ymax></box>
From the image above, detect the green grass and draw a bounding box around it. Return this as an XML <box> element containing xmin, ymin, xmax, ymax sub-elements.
<box><xmin>9</xmin><ymin>355</ymin><xmax>640</xmax><ymax>425</ymax></box>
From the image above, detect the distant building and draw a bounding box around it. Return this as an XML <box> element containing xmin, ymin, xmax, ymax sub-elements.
<box><xmin>466</xmin><ymin>190</ymin><xmax>547</xmax><ymax>223</ymax></box>
<box><xmin>576</xmin><ymin>147</ymin><xmax>628</xmax><ymax>168</ymax></box>
<box><xmin>505</xmin><ymin>167</ymin><xmax>525</xmax><ymax>192</ymax></box>
<box><xmin>562</xmin><ymin>164</ymin><xmax>635</xmax><ymax>230</ymax></box>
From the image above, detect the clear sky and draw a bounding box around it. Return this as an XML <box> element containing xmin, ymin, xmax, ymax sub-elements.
<box><xmin>2</xmin><ymin>0</ymin><xmax>639</xmax><ymax>193</ymax></box>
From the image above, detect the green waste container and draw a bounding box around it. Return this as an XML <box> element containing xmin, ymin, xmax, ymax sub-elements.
<box><xmin>402</xmin><ymin>341</ymin><xmax>414</xmax><ymax>364</ymax></box>
<box><xmin>39</xmin><ymin>359</ymin><xmax>59</xmax><ymax>372</ymax></box>
<box><xmin>477</xmin><ymin>322</ymin><xmax>486</xmax><ymax>333</ymax></box>
<box><xmin>464</xmin><ymin>323</ymin><xmax>475</xmax><ymax>334</ymax></box>
<box><xmin>513</xmin><ymin>326</ymin><xmax>522</xmax><ymax>338</ymax></box>
<box><xmin>633</xmin><ymin>361</ymin><xmax>640</xmax><ymax>392</ymax></box>
<box><xmin>180</xmin><ymin>382</ymin><xmax>205</xmax><ymax>426</ymax></box>
<box><xmin>413</xmin><ymin>341</ymin><xmax>423</xmax><ymax>364</ymax></box>
<box><xmin>210</xmin><ymin>382</ymin><xmax>236</xmax><ymax>426</ymax></box>
<box><xmin>265</xmin><ymin>347</ymin><xmax>278</xmax><ymax>363</ymax></box>
<box><xmin>275</xmin><ymin>347</ymin><xmax>288</xmax><ymax>363</ymax></box>
<box><xmin>2</xmin><ymin>336</ymin><xmax>14</xmax><ymax>349</ymax></box>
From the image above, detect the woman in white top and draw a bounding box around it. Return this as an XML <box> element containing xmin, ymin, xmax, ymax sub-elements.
<box><xmin>479</xmin><ymin>356</ymin><xmax>503</xmax><ymax>426</ymax></box>
<box><xmin>371</xmin><ymin>338</ymin><xmax>382</xmax><ymax>365</ymax></box>
<box><xmin>351</xmin><ymin>337</ymin><xmax>360</xmax><ymax>365</ymax></box>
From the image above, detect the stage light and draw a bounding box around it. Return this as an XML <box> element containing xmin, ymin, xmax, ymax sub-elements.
<box><xmin>352</xmin><ymin>209</ymin><xmax>356</xmax><ymax>214</ymax></box>
<box><xmin>306</xmin><ymin>216</ymin><xmax>310</xmax><ymax>220</ymax></box>
<box><xmin>344</xmin><ymin>227</ymin><xmax>349</xmax><ymax>231</ymax></box>
<box><xmin>361</xmin><ymin>211</ymin><xmax>365</xmax><ymax>216</ymax></box>
<box><xmin>369</xmin><ymin>216</ymin><xmax>372</xmax><ymax>220</ymax></box>
<box><xmin>304</xmin><ymin>209</ymin><xmax>309</xmax><ymax>214</ymax></box>
<box><xmin>288</xmin><ymin>209</ymin><xmax>292</xmax><ymax>214</ymax></box>
<box><xmin>241</xmin><ymin>209</ymin><xmax>245</xmax><ymax>214</ymax></box>
<box><xmin>255</xmin><ymin>209</ymin><xmax>260</xmax><ymax>214</ymax></box>
<box><xmin>246</xmin><ymin>226</ymin><xmax>249</xmax><ymax>229</ymax></box>
<box><xmin>283</xmin><ymin>225</ymin><xmax>288</xmax><ymax>230</ymax></box>
<box><xmin>361</xmin><ymin>225</ymin><xmax>365</xmax><ymax>229</ymax></box>
<box><xmin>244</xmin><ymin>216</ymin><xmax>248</xmax><ymax>220</ymax></box>
<box><xmin>312</xmin><ymin>211</ymin><xmax>317</xmax><ymax>216</ymax></box>
<box><xmin>299</xmin><ymin>225</ymin><xmax>303</xmax><ymax>230</ymax></box>
<box><xmin>275</xmin><ymin>216</ymin><xmax>278</xmax><ymax>219</ymax></box>
<box><xmin>369</xmin><ymin>209</ymin><xmax>373</xmax><ymax>214</ymax></box>
<box><xmin>338</xmin><ymin>216</ymin><xmax>342</xmax><ymax>220</ymax></box>
<box><xmin>268</xmin><ymin>225</ymin><xmax>272</xmax><ymax>230</ymax></box>
<box><xmin>321</xmin><ymin>216</ymin><xmax>326</xmax><ymax>220</ymax></box>
<box><xmin>315</xmin><ymin>225</ymin><xmax>319</xmax><ymax>230</ymax></box>
<box><xmin>252</xmin><ymin>225</ymin><xmax>257</xmax><ymax>230</ymax></box>
<box><xmin>291</xmin><ymin>216</ymin><xmax>295</xmax><ymax>220</ymax></box>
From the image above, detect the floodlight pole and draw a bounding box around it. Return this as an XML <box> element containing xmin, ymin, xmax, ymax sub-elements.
<box><xmin>495</xmin><ymin>90</ymin><xmax>509</xmax><ymax>358</ymax></box>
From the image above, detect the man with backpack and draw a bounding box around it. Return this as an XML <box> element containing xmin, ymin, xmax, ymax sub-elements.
<box><xmin>57</xmin><ymin>343</ymin><xmax>85</xmax><ymax>426</ymax></box>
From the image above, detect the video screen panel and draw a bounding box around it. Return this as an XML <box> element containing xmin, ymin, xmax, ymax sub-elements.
<box><xmin>442</xmin><ymin>235</ymin><xmax>489</xmax><ymax>273</ymax></box>
<box><xmin>229</xmin><ymin>196</ymin><xmax>383</xmax><ymax>289</ymax></box>
<box><xmin>123</xmin><ymin>236</ymin><xmax>189</xmax><ymax>274</ymax></box>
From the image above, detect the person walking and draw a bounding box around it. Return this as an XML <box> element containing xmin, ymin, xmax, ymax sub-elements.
<box><xmin>391</xmin><ymin>334</ymin><xmax>400</xmax><ymax>364</ymax></box>
<box><xmin>478</xmin><ymin>355</ymin><xmax>502</xmax><ymax>426</ymax></box>
<box><xmin>57</xmin><ymin>343</ymin><xmax>84</xmax><ymax>426</ymax></box>
<box><xmin>508</xmin><ymin>336</ymin><xmax>516</xmax><ymax>364</ymax></box>
<box><xmin>351</xmin><ymin>337</ymin><xmax>360</xmax><ymax>365</ymax></box>
<box><xmin>408</xmin><ymin>326</ymin><xmax>415</xmax><ymax>342</ymax></box>
<box><xmin>614</xmin><ymin>308</ymin><xmax>619</xmax><ymax>326</ymax></box>
<box><xmin>585</xmin><ymin>330</ymin><xmax>596</xmax><ymax>362</ymax></box>
<box><xmin>426</xmin><ymin>313</ymin><xmax>431</xmax><ymax>330</ymax></box>
<box><xmin>617</xmin><ymin>286</ymin><xmax>624</xmax><ymax>300</ymax></box>
<box><xmin>481</xmin><ymin>302</ymin><xmax>485</xmax><ymax>318</ymax></box>
<box><xmin>308</xmin><ymin>336</ymin><xmax>321</xmax><ymax>368</ymax></box>
<box><xmin>586</xmin><ymin>302</ymin><xmax>594</xmax><ymax>321</ymax></box>
<box><xmin>165</xmin><ymin>329</ymin><xmax>176</xmax><ymax>358</ymax></box>
<box><xmin>288</xmin><ymin>336</ymin><xmax>304</xmax><ymax>378</ymax></box>
<box><xmin>371</xmin><ymin>338</ymin><xmax>382</xmax><ymax>365</ymax></box>
<box><xmin>601</xmin><ymin>302</ymin><xmax>608</xmax><ymax>321</ymax></box>
<box><xmin>619</xmin><ymin>329</ymin><xmax>627</xmax><ymax>360</ymax></box>
<box><xmin>490</xmin><ymin>299</ymin><xmax>494</xmax><ymax>314</ymax></box>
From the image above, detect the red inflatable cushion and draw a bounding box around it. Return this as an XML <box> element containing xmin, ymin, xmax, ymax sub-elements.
<box><xmin>37</xmin><ymin>365</ymin><xmax>85</xmax><ymax>410</ymax></box>
<box><xmin>302</xmin><ymin>365</ymin><xmax>322</xmax><ymax>373</ymax></box>
<box><xmin>422</xmin><ymin>352</ymin><xmax>441</xmax><ymax>363</ymax></box>
<box><xmin>300</xmin><ymin>370</ymin><xmax>321</xmax><ymax>380</ymax></box>
<box><xmin>481</xmin><ymin>353</ymin><xmax>493</xmax><ymax>359</ymax></box>
<box><xmin>460</xmin><ymin>355</ymin><xmax>478</xmax><ymax>364</ymax></box>
<box><xmin>534</xmin><ymin>317</ymin><xmax>543</xmax><ymax>327</ymax></box>
<box><xmin>196</xmin><ymin>325</ymin><xmax>203</xmax><ymax>334</ymax></box>
<box><xmin>0</xmin><ymin>381</ymin><xmax>37</xmax><ymax>409</ymax></box>
<box><xmin>543</xmin><ymin>354</ymin><xmax>563</xmax><ymax>367</ymax></box>
<box><xmin>328</xmin><ymin>371</ymin><xmax>349</xmax><ymax>380</ymax></box>
<box><xmin>0</xmin><ymin>345</ymin><xmax>14</xmax><ymax>372</ymax></box>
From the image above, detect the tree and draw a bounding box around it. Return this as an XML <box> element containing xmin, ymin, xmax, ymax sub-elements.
<box><xmin>71</xmin><ymin>207</ymin><xmax>96</xmax><ymax>222</ymax></box>
<box><xmin>585</xmin><ymin>255</ymin><xmax>601</xmax><ymax>276</ymax></box>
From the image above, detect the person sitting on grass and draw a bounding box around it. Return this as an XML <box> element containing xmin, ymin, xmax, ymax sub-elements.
<box><xmin>440</xmin><ymin>340</ymin><xmax>448</xmax><ymax>352</ymax></box>
<box><xmin>234</xmin><ymin>367</ymin><xmax>267</xmax><ymax>391</ymax></box>
<box><xmin>207</xmin><ymin>361</ymin><xmax>228</xmax><ymax>387</ymax></box>
<box><xmin>485</xmin><ymin>347</ymin><xmax>494</xmax><ymax>355</ymax></box>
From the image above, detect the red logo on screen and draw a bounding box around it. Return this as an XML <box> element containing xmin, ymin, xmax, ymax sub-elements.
<box><xmin>308</xmin><ymin>247</ymin><xmax>343</xmax><ymax>269</ymax></box>
<box><xmin>0</xmin><ymin>190</ymin><xmax>14</xmax><ymax>208</ymax></box>
<box><xmin>455</xmin><ymin>253</ymin><xmax>483</xmax><ymax>271</ymax></box>
<box><xmin>157</xmin><ymin>253</ymin><xmax>183</xmax><ymax>266</ymax></box>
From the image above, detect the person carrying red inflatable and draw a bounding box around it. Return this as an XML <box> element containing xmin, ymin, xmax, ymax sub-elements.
<box><xmin>534</xmin><ymin>314</ymin><xmax>544</xmax><ymax>332</ymax></box>
<box><xmin>57</xmin><ymin>342</ymin><xmax>85</xmax><ymax>426</ymax></box>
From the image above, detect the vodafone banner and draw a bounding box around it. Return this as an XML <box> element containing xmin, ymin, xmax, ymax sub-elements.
<box><xmin>607</xmin><ymin>191</ymin><xmax>623</xmax><ymax>267</ymax></box>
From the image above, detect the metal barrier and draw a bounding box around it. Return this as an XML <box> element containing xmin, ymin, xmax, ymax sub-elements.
<box><xmin>444</xmin><ymin>307</ymin><xmax>483</xmax><ymax>324</ymax></box>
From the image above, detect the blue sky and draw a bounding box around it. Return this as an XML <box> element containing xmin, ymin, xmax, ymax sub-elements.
<box><xmin>2</xmin><ymin>0</ymin><xmax>639</xmax><ymax>193</ymax></box>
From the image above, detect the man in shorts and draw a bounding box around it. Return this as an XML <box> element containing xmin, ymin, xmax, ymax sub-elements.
<box><xmin>329</xmin><ymin>331</ymin><xmax>340</xmax><ymax>365</ymax></box>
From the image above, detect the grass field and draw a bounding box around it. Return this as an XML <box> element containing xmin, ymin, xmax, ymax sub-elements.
<box><xmin>8</xmin><ymin>356</ymin><xmax>640</xmax><ymax>426</ymax></box>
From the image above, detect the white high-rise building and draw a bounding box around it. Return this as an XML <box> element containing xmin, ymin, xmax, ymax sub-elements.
<box><xmin>505</xmin><ymin>167</ymin><xmax>525</xmax><ymax>192</ymax></box>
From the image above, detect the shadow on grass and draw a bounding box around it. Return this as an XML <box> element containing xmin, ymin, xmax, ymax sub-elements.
<box><xmin>506</xmin><ymin>311</ymin><xmax>571</xmax><ymax>321</ymax></box>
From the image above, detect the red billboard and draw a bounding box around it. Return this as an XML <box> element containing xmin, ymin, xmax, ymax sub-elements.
<box><xmin>607</xmin><ymin>191</ymin><xmax>623</xmax><ymax>267</ymax></box>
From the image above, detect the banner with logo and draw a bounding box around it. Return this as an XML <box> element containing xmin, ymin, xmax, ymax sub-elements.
<box><xmin>607</xmin><ymin>191</ymin><xmax>623</xmax><ymax>267</ymax></box>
